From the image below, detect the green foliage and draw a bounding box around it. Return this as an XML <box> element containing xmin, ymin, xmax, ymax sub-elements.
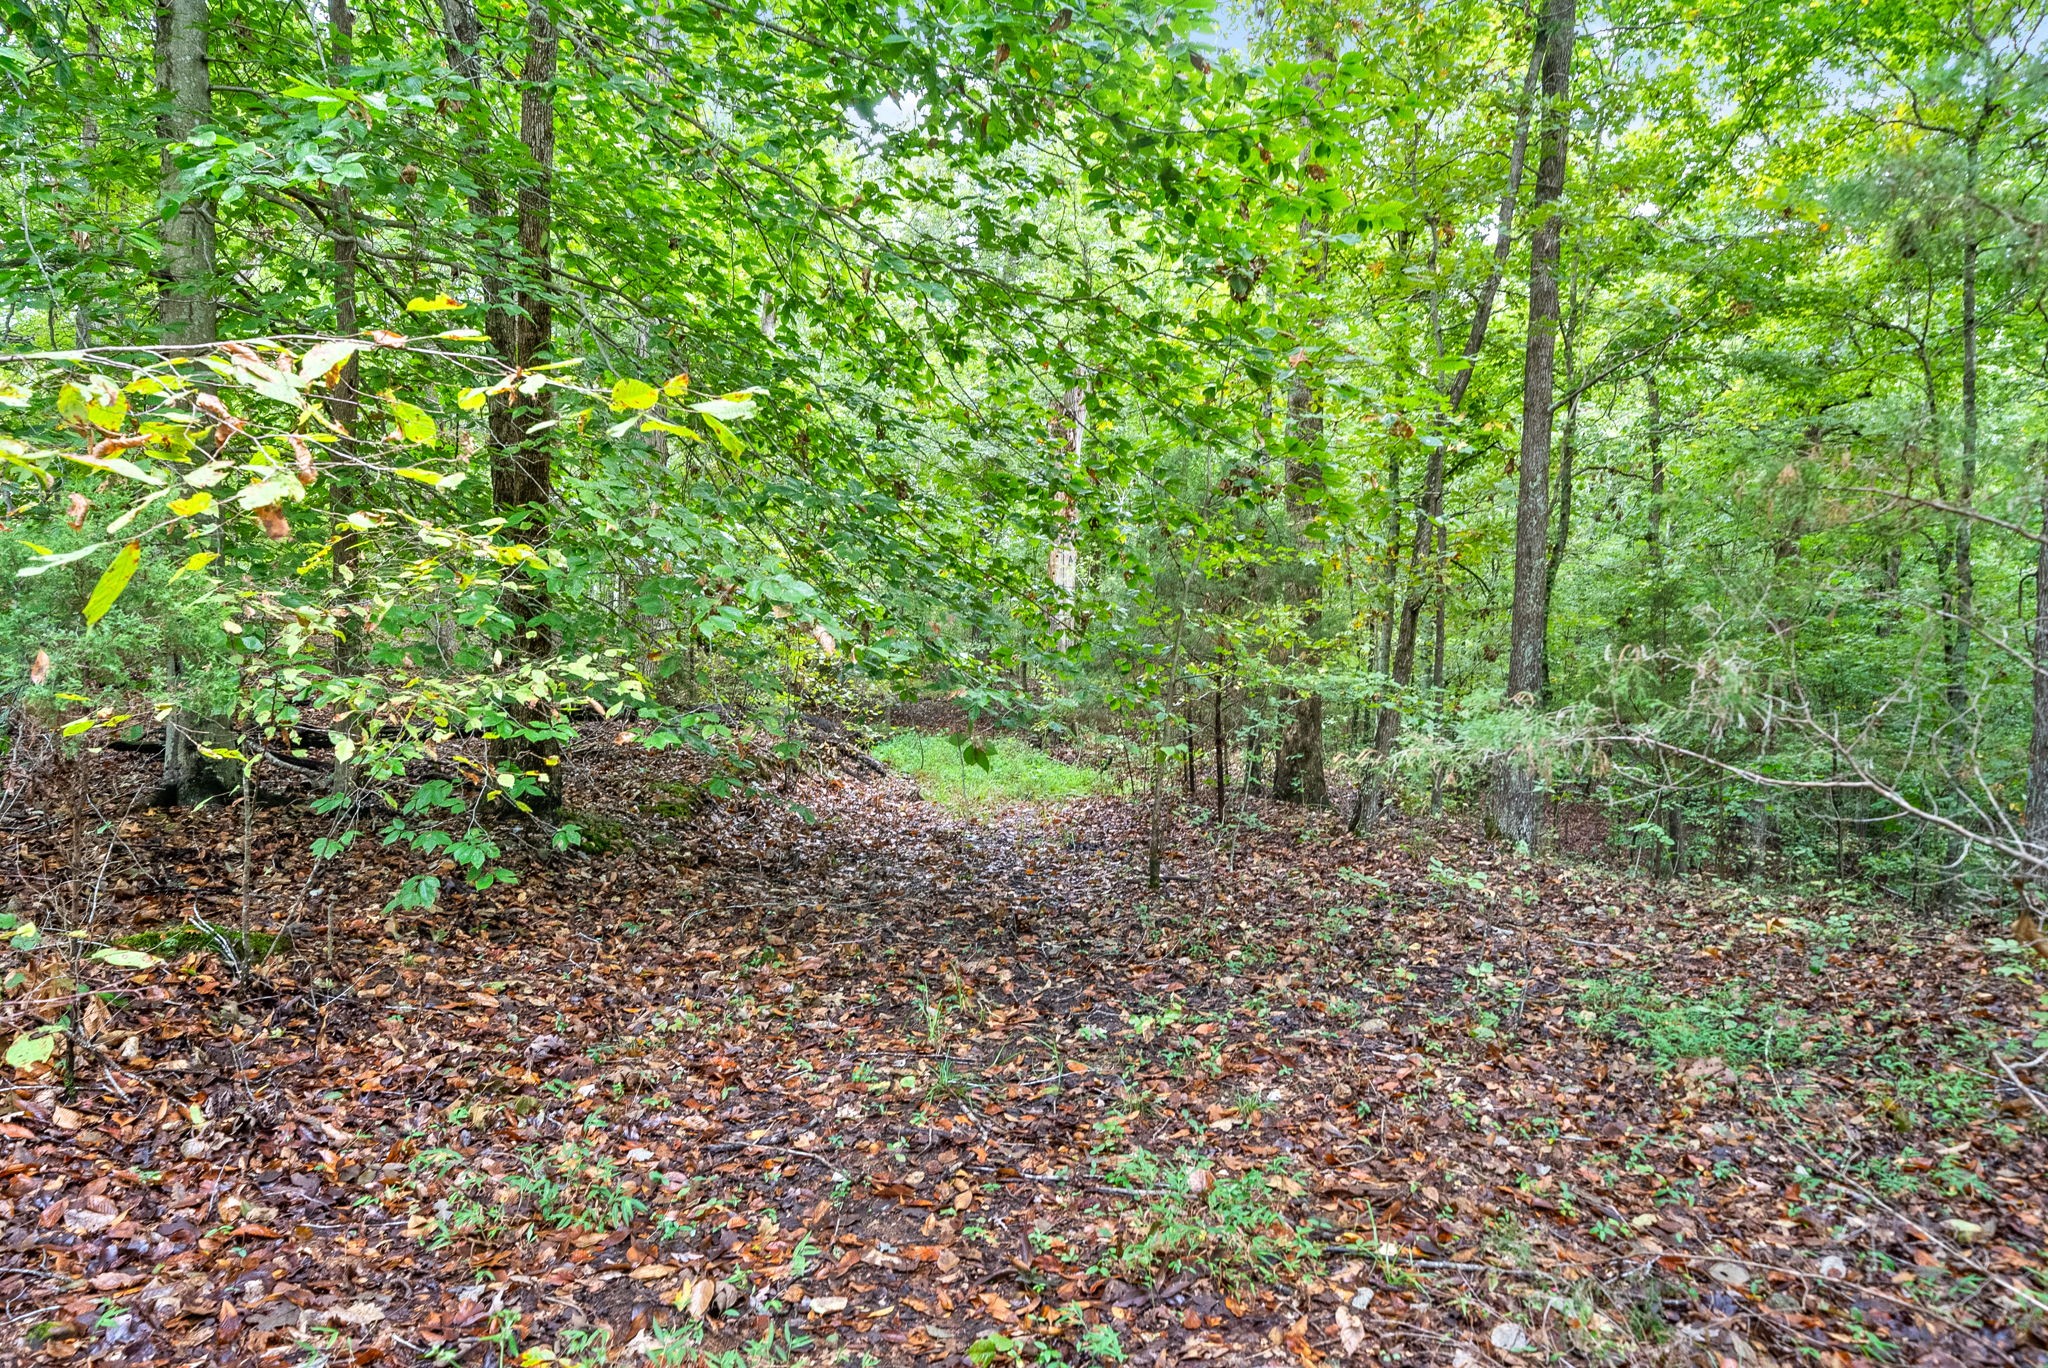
<box><xmin>874</xmin><ymin>731</ymin><xmax>1114</xmax><ymax>812</ymax></box>
<box><xmin>1093</xmin><ymin>1148</ymin><xmax>1319</xmax><ymax>1294</ymax></box>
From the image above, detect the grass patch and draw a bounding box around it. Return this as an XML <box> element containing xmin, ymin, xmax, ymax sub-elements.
<box><xmin>874</xmin><ymin>730</ymin><xmax>1113</xmax><ymax>811</ymax></box>
<box><xmin>1572</xmin><ymin>974</ymin><xmax>1845</xmax><ymax>1069</ymax></box>
<box><xmin>1090</xmin><ymin>1148</ymin><xmax>1320</xmax><ymax>1293</ymax></box>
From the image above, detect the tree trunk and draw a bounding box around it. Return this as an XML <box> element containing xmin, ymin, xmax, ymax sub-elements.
<box><xmin>156</xmin><ymin>0</ymin><xmax>214</xmax><ymax>348</ymax></box>
<box><xmin>1542</xmin><ymin>391</ymin><xmax>1579</xmax><ymax>679</ymax></box>
<box><xmin>1362</xmin><ymin>42</ymin><xmax>1541</xmax><ymax>828</ymax></box>
<box><xmin>1272</xmin><ymin>692</ymin><xmax>1328</xmax><ymax>807</ymax></box>
<box><xmin>329</xmin><ymin>0</ymin><xmax>364</xmax><ymax>682</ymax></box>
<box><xmin>1271</xmin><ymin>359</ymin><xmax>1330</xmax><ymax>806</ymax></box>
<box><xmin>449</xmin><ymin>0</ymin><xmax>563</xmax><ymax>817</ymax></box>
<box><xmin>2027</xmin><ymin>452</ymin><xmax>2048</xmax><ymax>873</ymax></box>
<box><xmin>153</xmin><ymin>0</ymin><xmax>237</xmax><ymax>807</ymax></box>
<box><xmin>1212</xmin><ymin>677</ymin><xmax>1227</xmax><ymax>821</ymax></box>
<box><xmin>1645</xmin><ymin>372</ymin><xmax>1665</xmax><ymax>569</ymax></box>
<box><xmin>1496</xmin><ymin>0</ymin><xmax>1575</xmax><ymax>851</ymax></box>
<box><xmin>1948</xmin><ymin>144</ymin><xmax>1979</xmax><ymax>722</ymax></box>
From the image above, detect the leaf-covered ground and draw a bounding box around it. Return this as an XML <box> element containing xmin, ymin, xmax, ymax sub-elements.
<box><xmin>2</xmin><ymin>736</ymin><xmax>2045</xmax><ymax>1367</ymax></box>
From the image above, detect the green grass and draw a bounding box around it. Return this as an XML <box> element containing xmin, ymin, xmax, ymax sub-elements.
<box><xmin>874</xmin><ymin>730</ymin><xmax>1114</xmax><ymax>811</ymax></box>
<box><xmin>1572</xmin><ymin>974</ymin><xmax>1846</xmax><ymax>1069</ymax></box>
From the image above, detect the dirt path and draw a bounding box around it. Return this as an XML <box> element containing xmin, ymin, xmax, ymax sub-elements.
<box><xmin>0</xmin><ymin>744</ymin><xmax>2042</xmax><ymax>1365</ymax></box>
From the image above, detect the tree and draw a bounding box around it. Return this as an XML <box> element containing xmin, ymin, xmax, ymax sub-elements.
<box><xmin>1496</xmin><ymin>0</ymin><xmax>1575</xmax><ymax>851</ymax></box>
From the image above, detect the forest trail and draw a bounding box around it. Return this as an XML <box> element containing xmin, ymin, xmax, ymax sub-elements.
<box><xmin>1</xmin><ymin>739</ymin><xmax>2043</xmax><ymax>1367</ymax></box>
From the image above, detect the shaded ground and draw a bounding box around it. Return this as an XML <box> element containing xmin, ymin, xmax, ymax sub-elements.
<box><xmin>2</xmin><ymin>733</ymin><xmax>2045</xmax><ymax>1366</ymax></box>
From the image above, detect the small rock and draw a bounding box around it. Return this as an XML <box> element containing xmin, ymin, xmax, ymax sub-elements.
<box><xmin>806</xmin><ymin>1296</ymin><xmax>848</xmax><ymax>1315</ymax></box>
<box><xmin>1817</xmin><ymin>1255</ymin><xmax>1848</xmax><ymax>1279</ymax></box>
<box><xmin>1358</xmin><ymin>1019</ymin><xmax>1390</xmax><ymax>1035</ymax></box>
<box><xmin>1348</xmin><ymin>1287</ymin><xmax>1374</xmax><ymax>1311</ymax></box>
<box><xmin>1707</xmin><ymin>1261</ymin><xmax>1749</xmax><ymax>1288</ymax></box>
<box><xmin>1489</xmin><ymin>1321</ymin><xmax>1532</xmax><ymax>1353</ymax></box>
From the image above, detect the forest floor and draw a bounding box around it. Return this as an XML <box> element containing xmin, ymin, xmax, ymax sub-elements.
<box><xmin>2</xmin><ymin>733</ymin><xmax>2046</xmax><ymax>1368</ymax></box>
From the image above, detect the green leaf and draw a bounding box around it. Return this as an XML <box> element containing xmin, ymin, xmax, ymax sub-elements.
<box><xmin>91</xmin><ymin>948</ymin><xmax>159</xmax><ymax>969</ymax></box>
<box><xmin>688</xmin><ymin>395</ymin><xmax>759</xmax><ymax>421</ymax></box>
<box><xmin>61</xmin><ymin>451</ymin><xmax>164</xmax><ymax>486</ymax></box>
<box><xmin>393</xmin><ymin>467</ymin><xmax>461</xmax><ymax>489</ymax></box>
<box><xmin>609</xmin><ymin>377</ymin><xmax>660</xmax><ymax>412</ymax></box>
<box><xmin>699</xmin><ymin>412</ymin><xmax>744</xmax><ymax>456</ymax></box>
<box><xmin>385</xmin><ymin>396</ymin><xmax>436</xmax><ymax>445</ymax></box>
<box><xmin>4</xmin><ymin>1030</ymin><xmax>56</xmax><ymax>1069</ymax></box>
<box><xmin>16</xmin><ymin>542</ymin><xmax>103</xmax><ymax>578</ymax></box>
<box><xmin>82</xmin><ymin>541</ymin><xmax>140</xmax><ymax>625</ymax></box>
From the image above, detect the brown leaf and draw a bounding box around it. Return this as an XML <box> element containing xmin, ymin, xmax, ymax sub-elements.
<box><xmin>253</xmin><ymin>504</ymin><xmax>291</xmax><ymax>540</ymax></box>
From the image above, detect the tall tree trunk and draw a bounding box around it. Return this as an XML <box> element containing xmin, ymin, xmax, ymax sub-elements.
<box><xmin>1645</xmin><ymin>372</ymin><xmax>1665</xmax><ymax>569</ymax></box>
<box><xmin>156</xmin><ymin>0</ymin><xmax>214</xmax><ymax>348</ymax></box>
<box><xmin>1542</xmin><ymin>392</ymin><xmax>1579</xmax><ymax>682</ymax></box>
<box><xmin>1212</xmin><ymin>676</ymin><xmax>1227</xmax><ymax>821</ymax></box>
<box><xmin>1272</xmin><ymin>373</ymin><xmax>1330</xmax><ymax>807</ymax></box>
<box><xmin>2026</xmin><ymin>450</ymin><xmax>2048</xmax><ymax>874</ymax></box>
<box><xmin>329</xmin><ymin>0</ymin><xmax>364</xmax><ymax>680</ymax></box>
<box><xmin>1948</xmin><ymin>142</ymin><xmax>1979</xmax><ymax>722</ymax></box>
<box><xmin>481</xmin><ymin>0</ymin><xmax>563</xmax><ymax>816</ymax></box>
<box><xmin>154</xmin><ymin>0</ymin><xmax>235</xmax><ymax>807</ymax></box>
<box><xmin>1360</xmin><ymin>45</ymin><xmax>1542</xmax><ymax>830</ymax></box>
<box><xmin>1496</xmin><ymin>0</ymin><xmax>1575</xmax><ymax>851</ymax></box>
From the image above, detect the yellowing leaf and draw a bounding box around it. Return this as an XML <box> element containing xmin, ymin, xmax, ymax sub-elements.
<box><xmin>405</xmin><ymin>293</ymin><xmax>465</xmax><ymax>312</ymax></box>
<box><xmin>297</xmin><ymin>340</ymin><xmax>363</xmax><ymax>385</ymax></box>
<box><xmin>393</xmin><ymin>467</ymin><xmax>459</xmax><ymax>488</ymax></box>
<box><xmin>61</xmin><ymin>451</ymin><xmax>164</xmax><ymax>486</ymax></box>
<box><xmin>384</xmin><ymin>395</ymin><xmax>436</xmax><ymax>445</ymax></box>
<box><xmin>5</xmin><ymin>1030</ymin><xmax>56</xmax><ymax>1069</ymax></box>
<box><xmin>170</xmin><ymin>550</ymin><xmax>217</xmax><ymax>582</ymax></box>
<box><xmin>663</xmin><ymin>372</ymin><xmax>691</xmax><ymax>397</ymax></box>
<box><xmin>699</xmin><ymin>412</ymin><xmax>744</xmax><ymax>456</ymax></box>
<box><xmin>610</xmin><ymin>377</ymin><xmax>660</xmax><ymax>412</ymax></box>
<box><xmin>640</xmin><ymin>419</ymin><xmax>700</xmax><ymax>439</ymax></box>
<box><xmin>82</xmin><ymin>541</ymin><xmax>140</xmax><ymax>625</ymax></box>
<box><xmin>92</xmin><ymin>947</ymin><xmax>158</xmax><ymax>969</ymax></box>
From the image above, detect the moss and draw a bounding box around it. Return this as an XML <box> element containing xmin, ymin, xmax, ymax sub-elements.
<box><xmin>119</xmin><ymin>924</ymin><xmax>287</xmax><ymax>962</ymax></box>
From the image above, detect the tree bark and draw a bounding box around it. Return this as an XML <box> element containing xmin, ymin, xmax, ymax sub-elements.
<box><xmin>156</xmin><ymin>0</ymin><xmax>214</xmax><ymax>348</ymax></box>
<box><xmin>1272</xmin><ymin>371</ymin><xmax>1330</xmax><ymax>807</ymax></box>
<box><xmin>1272</xmin><ymin>692</ymin><xmax>1328</xmax><ymax>807</ymax></box>
<box><xmin>329</xmin><ymin>0</ymin><xmax>364</xmax><ymax>681</ymax></box>
<box><xmin>1496</xmin><ymin>0</ymin><xmax>1575</xmax><ymax>851</ymax></box>
<box><xmin>441</xmin><ymin>0</ymin><xmax>564</xmax><ymax>816</ymax></box>
<box><xmin>2026</xmin><ymin>451</ymin><xmax>2048</xmax><ymax>866</ymax></box>
<box><xmin>1212</xmin><ymin>677</ymin><xmax>1227</xmax><ymax>821</ymax></box>
<box><xmin>152</xmin><ymin>0</ymin><xmax>238</xmax><ymax>807</ymax></box>
<box><xmin>1947</xmin><ymin>141</ymin><xmax>1980</xmax><ymax>723</ymax></box>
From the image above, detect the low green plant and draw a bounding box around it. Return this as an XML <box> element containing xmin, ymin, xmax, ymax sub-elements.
<box><xmin>1094</xmin><ymin>1148</ymin><xmax>1319</xmax><ymax>1293</ymax></box>
<box><xmin>874</xmin><ymin>731</ymin><xmax>1112</xmax><ymax>811</ymax></box>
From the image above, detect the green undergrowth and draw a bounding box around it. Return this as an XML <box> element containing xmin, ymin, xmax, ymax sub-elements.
<box><xmin>118</xmin><ymin>922</ymin><xmax>287</xmax><ymax>965</ymax></box>
<box><xmin>1088</xmin><ymin>1147</ymin><xmax>1320</xmax><ymax>1294</ymax></box>
<box><xmin>875</xmin><ymin>731</ymin><xmax>1114</xmax><ymax>812</ymax></box>
<box><xmin>1572</xmin><ymin>974</ymin><xmax>1848</xmax><ymax>1068</ymax></box>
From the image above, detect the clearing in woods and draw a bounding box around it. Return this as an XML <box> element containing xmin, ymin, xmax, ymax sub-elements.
<box><xmin>1</xmin><ymin>734</ymin><xmax>2044</xmax><ymax>1367</ymax></box>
